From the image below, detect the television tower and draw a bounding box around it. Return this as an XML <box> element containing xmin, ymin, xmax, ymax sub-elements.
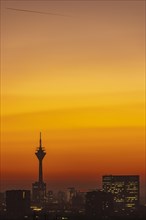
<box><xmin>32</xmin><ymin>133</ymin><xmax>47</xmax><ymax>204</ymax></box>
<box><xmin>35</xmin><ymin>132</ymin><xmax>46</xmax><ymax>183</ymax></box>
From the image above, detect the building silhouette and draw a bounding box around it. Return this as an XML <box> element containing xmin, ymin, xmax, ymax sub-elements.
<box><xmin>32</xmin><ymin>133</ymin><xmax>46</xmax><ymax>204</ymax></box>
<box><xmin>102</xmin><ymin>175</ymin><xmax>139</xmax><ymax>215</ymax></box>
<box><xmin>67</xmin><ymin>187</ymin><xmax>77</xmax><ymax>204</ymax></box>
<box><xmin>85</xmin><ymin>190</ymin><xmax>114</xmax><ymax>219</ymax></box>
<box><xmin>6</xmin><ymin>190</ymin><xmax>30</xmax><ymax>218</ymax></box>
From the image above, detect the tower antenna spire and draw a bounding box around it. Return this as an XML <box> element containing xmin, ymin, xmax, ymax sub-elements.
<box><xmin>40</xmin><ymin>132</ymin><xmax>42</xmax><ymax>148</ymax></box>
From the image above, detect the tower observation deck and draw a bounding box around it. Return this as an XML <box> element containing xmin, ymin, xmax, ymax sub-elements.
<box><xmin>32</xmin><ymin>133</ymin><xmax>46</xmax><ymax>204</ymax></box>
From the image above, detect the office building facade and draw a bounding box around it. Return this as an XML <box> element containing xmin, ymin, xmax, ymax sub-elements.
<box><xmin>102</xmin><ymin>175</ymin><xmax>139</xmax><ymax>214</ymax></box>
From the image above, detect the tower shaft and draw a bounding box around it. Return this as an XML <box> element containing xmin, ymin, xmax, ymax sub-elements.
<box><xmin>39</xmin><ymin>160</ymin><xmax>43</xmax><ymax>183</ymax></box>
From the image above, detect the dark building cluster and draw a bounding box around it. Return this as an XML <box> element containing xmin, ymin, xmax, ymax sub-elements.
<box><xmin>0</xmin><ymin>134</ymin><xmax>145</xmax><ymax>220</ymax></box>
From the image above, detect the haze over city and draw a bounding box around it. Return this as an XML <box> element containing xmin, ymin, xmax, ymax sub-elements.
<box><xmin>1</xmin><ymin>0</ymin><xmax>145</xmax><ymax>205</ymax></box>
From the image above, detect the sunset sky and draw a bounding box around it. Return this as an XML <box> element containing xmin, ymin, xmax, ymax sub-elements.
<box><xmin>0</xmin><ymin>0</ymin><xmax>145</xmax><ymax>200</ymax></box>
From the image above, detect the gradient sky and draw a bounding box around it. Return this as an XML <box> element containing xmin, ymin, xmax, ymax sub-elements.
<box><xmin>0</xmin><ymin>0</ymin><xmax>145</xmax><ymax>201</ymax></box>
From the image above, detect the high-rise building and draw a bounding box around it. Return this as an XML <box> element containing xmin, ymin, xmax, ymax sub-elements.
<box><xmin>102</xmin><ymin>175</ymin><xmax>139</xmax><ymax>214</ymax></box>
<box><xmin>66</xmin><ymin>187</ymin><xmax>77</xmax><ymax>204</ymax></box>
<box><xmin>32</xmin><ymin>133</ymin><xmax>46</xmax><ymax>204</ymax></box>
<box><xmin>6</xmin><ymin>190</ymin><xmax>30</xmax><ymax>218</ymax></box>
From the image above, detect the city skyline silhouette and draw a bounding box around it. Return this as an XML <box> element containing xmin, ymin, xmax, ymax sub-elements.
<box><xmin>1</xmin><ymin>133</ymin><xmax>145</xmax><ymax>204</ymax></box>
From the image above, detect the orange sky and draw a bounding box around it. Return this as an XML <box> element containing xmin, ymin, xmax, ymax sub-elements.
<box><xmin>0</xmin><ymin>0</ymin><xmax>145</xmax><ymax>199</ymax></box>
